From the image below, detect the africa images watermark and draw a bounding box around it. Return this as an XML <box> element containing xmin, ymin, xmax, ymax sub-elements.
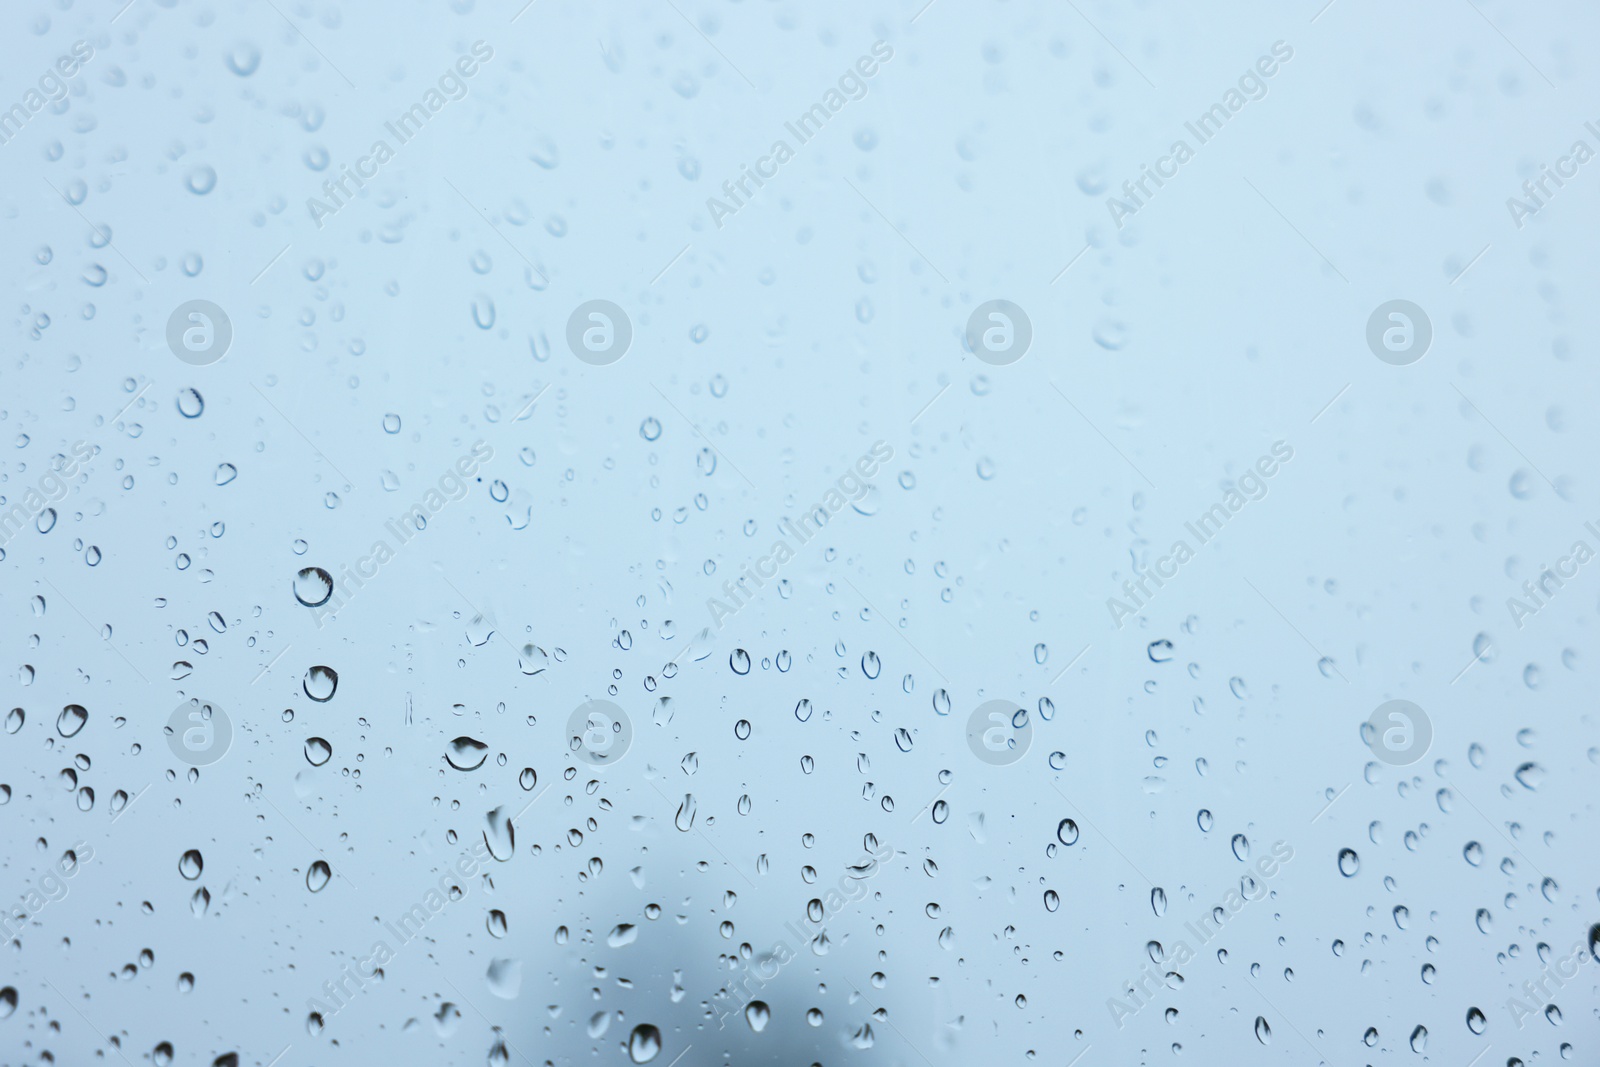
<box><xmin>1505</xmin><ymin>935</ymin><xmax>1596</xmax><ymax>1028</ymax></box>
<box><xmin>0</xmin><ymin>440</ymin><xmax>94</xmax><ymax>550</ymax></box>
<box><xmin>1105</xmin><ymin>41</ymin><xmax>1294</xmax><ymax>229</ymax></box>
<box><xmin>1107</xmin><ymin>441</ymin><xmax>1294</xmax><ymax>628</ymax></box>
<box><xmin>1107</xmin><ymin>840</ymin><xmax>1294</xmax><ymax>1029</ymax></box>
<box><xmin>305</xmin><ymin>442</ymin><xmax>494</xmax><ymax>627</ymax></box>
<box><xmin>1505</xmin><ymin>120</ymin><xmax>1600</xmax><ymax>230</ymax></box>
<box><xmin>0</xmin><ymin>39</ymin><xmax>95</xmax><ymax>147</ymax></box>
<box><xmin>1504</xmin><ymin>517</ymin><xmax>1600</xmax><ymax>630</ymax></box>
<box><xmin>706</xmin><ymin>40</ymin><xmax>894</xmax><ymax>229</ymax></box>
<box><xmin>2</xmin><ymin>841</ymin><xmax>95</xmax><ymax>946</ymax></box>
<box><xmin>703</xmin><ymin>441</ymin><xmax>893</xmax><ymax>630</ymax></box>
<box><xmin>307</xmin><ymin>41</ymin><xmax>495</xmax><ymax>229</ymax></box>
<box><xmin>307</xmin><ymin>841</ymin><xmax>493</xmax><ymax>1033</ymax></box>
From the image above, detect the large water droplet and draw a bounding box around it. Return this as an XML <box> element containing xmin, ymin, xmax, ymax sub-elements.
<box><xmin>302</xmin><ymin>666</ymin><xmax>337</xmax><ymax>702</ymax></box>
<box><xmin>294</xmin><ymin>568</ymin><xmax>334</xmax><ymax>607</ymax></box>
<box><xmin>627</xmin><ymin>1024</ymin><xmax>662</xmax><ymax>1063</ymax></box>
<box><xmin>178</xmin><ymin>849</ymin><xmax>204</xmax><ymax>880</ymax></box>
<box><xmin>57</xmin><ymin>704</ymin><xmax>88</xmax><ymax>738</ymax></box>
<box><xmin>447</xmin><ymin>737</ymin><xmax>489</xmax><ymax>771</ymax></box>
<box><xmin>675</xmin><ymin>794</ymin><xmax>697</xmax><ymax>831</ymax></box>
<box><xmin>306</xmin><ymin>861</ymin><xmax>331</xmax><ymax>893</ymax></box>
<box><xmin>485</xmin><ymin>957</ymin><xmax>521</xmax><ymax>999</ymax></box>
<box><xmin>1337</xmin><ymin>848</ymin><xmax>1359</xmax><ymax>877</ymax></box>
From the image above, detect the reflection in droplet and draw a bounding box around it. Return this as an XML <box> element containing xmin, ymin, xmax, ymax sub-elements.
<box><xmin>294</xmin><ymin>568</ymin><xmax>334</xmax><ymax>607</ymax></box>
<box><xmin>226</xmin><ymin>44</ymin><xmax>262</xmax><ymax>76</ymax></box>
<box><xmin>1337</xmin><ymin>848</ymin><xmax>1359</xmax><ymax>877</ymax></box>
<box><xmin>306</xmin><ymin>860</ymin><xmax>331</xmax><ymax>893</ymax></box>
<box><xmin>178</xmin><ymin>849</ymin><xmax>203</xmax><ymax>880</ymax></box>
<box><xmin>302</xmin><ymin>666</ymin><xmax>337</xmax><ymax>702</ymax></box>
<box><xmin>57</xmin><ymin>704</ymin><xmax>88</xmax><ymax>738</ymax></box>
<box><xmin>304</xmin><ymin>737</ymin><xmax>332</xmax><ymax>767</ymax></box>
<box><xmin>446</xmin><ymin>736</ymin><xmax>489</xmax><ymax>771</ymax></box>
<box><xmin>627</xmin><ymin>1024</ymin><xmax>661</xmax><ymax>1063</ymax></box>
<box><xmin>186</xmin><ymin>165</ymin><xmax>217</xmax><ymax>195</ymax></box>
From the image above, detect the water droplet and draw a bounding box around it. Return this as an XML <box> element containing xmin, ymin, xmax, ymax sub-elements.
<box><xmin>674</xmin><ymin>794</ymin><xmax>697</xmax><ymax>831</ymax></box>
<box><xmin>226</xmin><ymin>43</ymin><xmax>262</xmax><ymax>76</ymax></box>
<box><xmin>306</xmin><ymin>861</ymin><xmax>331</xmax><ymax>892</ymax></box>
<box><xmin>293</xmin><ymin>567</ymin><xmax>333</xmax><ymax>607</ymax></box>
<box><xmin>861</xmin><ymin>651</ymin><xmax>881</xmax><ymax>679</ymax></box>
<box><xmin>627</xmin><ymin>1024</ymin><xmax>662</xmax><ymax>1063</ymax></box>
<box><xmin>472</xmin><ymin>295</ymin><xmax>496</xmax><ymax>329</ymax></box>
<box><xmin>518</xmin><ymin>644</ymin><xmax>549</xmax><ymax>676</ymax></box>
<box><xmin>186</xmin><ymin>165</ymin><xmax>217</xmax><ymax>195</ymax></box>
<box><xmin>485</xmin><ymin>957</ymin><xmax>522</xmax><ymax>999</ymax></box>
<box><xmin>446</xmin><ymin>736</ymin><xmax>489</xmax><ymax>771</ymax></box>
<box><xmin>302</xmin><ymin>666</ymin><xmax>337</xmax><ymax>702</ymax></box>
<box><xmin>57</xmin><ymin>704</ymin><xmax>88</xmax><ymax>738</ymax></box>
<box><xmin>178</xmin><ymin>849</ymin><xmax>203</xmax><ymax>880</ymax></box>
<box><xmin>304</xmin><ymin>737</ymin><xmax>332</xmax><ymax>767</ymax></box>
